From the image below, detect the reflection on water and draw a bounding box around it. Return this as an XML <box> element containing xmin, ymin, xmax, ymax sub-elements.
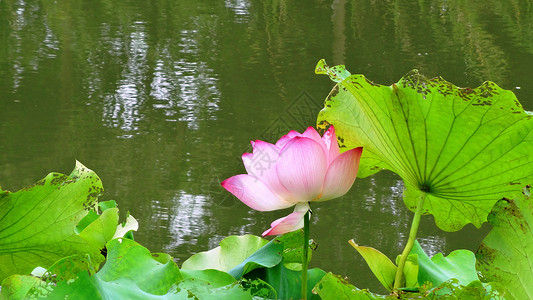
<box><xmin>151</xmin><ymin>59</ymin><xmax>172</xmax><ymax>102</ymax></box>
<box><xmin>103</xmin><ymin>22</ymin><xmax>148</xmax><ymax>132</ymax></box>
<box><xmin>0</xmin><ymin>0</ymin><xmax>531</xmax><ymax>292</ymax></box>
<box><xmin>418</xmin><ymin>236</ymin><xmax>446</xmax><ymax>258</ymax></box>
<box><xmin>165</xmin><ymin>192</ymin><xmax>209</xmax><ymax>252</ymax></box>
<box><xmin>104</xmin><ymin>21</ymin><xmax>148</xmax><ymax>135</ymax></box>
<box><xmin>225</xmin><ymin>0</ymin><xmax>251</xmax><ymax>22</ymax></box>
<box><xmin>100</xmin><ymin>21</ymin><xmax>221</xmax><ymax>135</ymax></box>
<box><xmin>8</xmin><ymin>1</ymin><xmax>27</xmax><ymax>91</ymax></box>
<box><xmin>173</xmin><ymin>29</ymin><xmax>220</xmax><ymax>129</ymax></box>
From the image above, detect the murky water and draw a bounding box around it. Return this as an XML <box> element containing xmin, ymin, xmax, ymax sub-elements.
<box><xmin>1</xmin><ymin>0</ymin><xmax>532</xmax><ymax>293</ymax></box>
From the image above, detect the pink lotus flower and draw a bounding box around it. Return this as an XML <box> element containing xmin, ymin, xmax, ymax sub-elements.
<box><xmin>221</xmin><ymin>126</ymin><xmax>363</xmax><ymax>236</ymax></box>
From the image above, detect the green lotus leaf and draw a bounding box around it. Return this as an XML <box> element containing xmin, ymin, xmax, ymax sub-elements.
<box><xmin>180</xmin><ymin>232</ymin><xmax>321</xmax><ymax>298</ymax></box>
<box><xmin>277</xmin><ymin>230</ymin><xmax>313</xmax><ymax>267</ymax></box>
<box><xmin>78</xmin><ymin>208</ymin><xmax>118</xmax><ymax>248</ymax></box>
<box><xmin>313</xmin><ymin>273</ymin><xmax>504</xmax><ymax>299</ymax></box>
<box><xmin>41</xmin><ymin>238</ymin><xmax>183</xmax><ymax>299</ymax></box>
<box><xmin>240</xmin><ymin>277</ymin><xmax>277</xmax><ymax>299</ymax></box>
<box><xmin>184</xmin><ymin>231</ymin><xmax>320</xmax><ymax>299</ymax></box>
<box><xmin>228</xmin><ymin>237</ymin><xmax>284</xmax><ymax>279</ymax></box>
<box><xmin>205</xmin><ymin>231</ymin><xmax>321</xmax><ymax>300</ymax></box>
<box><xmin>0</xmin><ymin>275</ymin><xmax>42</xmax><ymax>300</ymax></box>
<box><xmin>244</xmin><ymin>262</ymin><xmax>325</xmax><ymax>300</ymax></box>
<box><xmin>179</xmin><ymin>269</ymin><xmax>237</xmax><ymax>287</ymax></box>
<box><xmin>316</xmin><ymin>59</ymin><xmax>533</xmax><ymax>231</ymax></box>
<box><xmin>101</xmin><ymin>239</ymin><xmax>183</xmax><ymax>292</ymax></box>
<box><xmin>410</xmin><ymin>240</ymin><xmax>478</xmax><ymax>287</ymax></box>
<box><xmin>75</xmin><ymin>200</ymin><xmax>137</xmax><ymax>241</ymax></box>
<box><xmin>4</xmin><ymin>238</ymin><xmax>261</xmax><ymax>299</ymax></box>
<box><xmin>1</xmin><ymin>253</ymin><xmax>105</xmax><ymax>299</ymax></box>
<box><xmin>348</xmin><ymin>239</ymin><xmax>418</xmax><ymax>291</ymax></box>
<box><xmin>315</xmin><ymin>59</ymin><xmax>352</xmax><ymax>83</ymax></box>
<box><xmin>112</xmin><ymin>213</ymin><xmax>138</xmax><ymax>240</ymax></box>
<box><xmin>349</xmin><ymin>240</ymin><xmax>397</xmax><ymax>291</ymax></box>
<box><xmin>46</xmin><ymin>253</ymin><xmax>105</xmax><ymax>282</ymax></box>
<box><xmin>173</xmin><ymin>277</ymin><xmax>253</xmax><ymax>299</ymax></box>
<box><xmin>425</xmin><ymin>279</ymin><xmax>506</xmax><ymax>299</ymax></box>
<box><xmin>476</xmin><ymin>191</ymin><xmax>533</xmax><ymax>300</ymax></box>
<box><xmin>0</xmin><ymin>162</ymin><xmax>118</xmax><ymax>282</ymax></box>
<box><xmin>394</xmin><ymin>254</ymin><xmax>419</xmax><ymax>289</ymax></box>
<box><xmin>313</xmin><ymin>272</ymin><xmax>395</xmax><ymax>299</ymax></box>
<box><xmin>181</xmin><ymin>234</ymin><xmax>282</xmax><ymax>280</ymax></box>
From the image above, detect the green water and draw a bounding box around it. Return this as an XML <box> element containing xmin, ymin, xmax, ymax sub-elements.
<box><xmin>1</xmin><ymin>0</ymin><xmax>532</xmax><ymax>293</ymax></box>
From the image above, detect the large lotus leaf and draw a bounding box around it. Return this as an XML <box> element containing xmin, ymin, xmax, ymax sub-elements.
<box><xmin>0</xmin><ymin>162</ymin><xmax>118</xmax><ymax>282</ymax></box>
<box><xmin>44</xmin><ymin>273</ymin><xmax>252</xmax><ymax>299</ymax></box>
<box><xmin>98</xmin><ymin>238</ymin><xmax>183</xmax><ymax>293</ymax></box>
<box><xmin>316</xmin><ymin>59</ymin><xmax>533</xmax><ymax>231</ymax></box>
<box><xmin>4</xmin><ymin>238</ymin><xmax>257</xmax><ymax>299</ymax></box>
<box><xmin>181</xmin><ymin>234</ymin><xmax>282</xmax><ymax>280</ymax></box>
<box><xmin>410</xmin><ymin>240</ymin><xmax>478</xmax><ymax>287</ymax></box>
<box><xmin>41</xmin><ymin>238</ymin><xmax>183</xmax><ymax>299</ymax></box>
<box><xmin>48</xmin><ymin>272</ymin><xmax>177</xmax><ymax>299</ymax></box>
<box><xmin>476</xmin><ymin>191</ymin><xmax>533</xmax><ymax>300</ymax></box>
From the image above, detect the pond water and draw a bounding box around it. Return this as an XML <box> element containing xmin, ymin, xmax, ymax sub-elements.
<box><xmin>1</xmin><ymin>0</ymin><xmax>532</xmax><ymax>293</ymax></box>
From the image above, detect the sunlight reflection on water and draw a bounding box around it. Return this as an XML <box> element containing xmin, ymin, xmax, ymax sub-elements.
<box><xmin>164</xmin><ymin>192</ymin><xmax>209</xmax><ymax>254</ymax></box>
<box><xmin>225</xmin><ymin>0</ymin><xmax>251</xmax><ymax>22</ymax></box>
<box><xmin>418</xmin><ymin>236</ymin><xmax>446</xmax><ymax>257</ymax></box>
<box><xmin>103</xmin><ymin>22</ymin><xmax>147</xmax><ymax>135</ymax></box>
<box><xmin>99</xmin><ymin>24</ymin><xmax>221</xmax><ymax>135</ymax></box>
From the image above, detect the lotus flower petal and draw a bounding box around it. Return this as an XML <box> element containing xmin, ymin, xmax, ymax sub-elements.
<box><xmin>276</xmin><ymin>137</ymin><xmax>327</xmax><ymax>201</ymax></box>
<box><xmin>322</xmin><ymin>126</ymin><xmax>340</xmax><ymax>164</ymax></box>
<box><xmin>275</xmin><ymin>130</ymin><xmax>302</xmax><ymax>148</ymax></box>
<box><xmin>318</xmin><ymin>147</ymin><xmax>363</xmax><ymax>201</ymax></box>
<box><xmin>221</xmin><ymin>174</ymin><xmax>293</xmax><ymax>211</ymax></box>
<box><xmin>302</xmin><ymin>126</ymin><xmax>328</xmax><ymax>152</ymax></box>
<box><xmin>242</xmin><ymin>141</ymin><xmax>293</xmax><ymax>201</ymax></box>
<box><xmin>262</xmin><ymin>203</ymin><xmax>310</xmax><ymax>236</ymax></box>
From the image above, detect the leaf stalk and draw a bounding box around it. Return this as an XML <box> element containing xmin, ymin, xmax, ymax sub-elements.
<box><xmin>393</xmin><ymin>191</ymin><xmax>426</xmax><ymax>290</ymax></box>
<box><xmin>302</xmin><ymin>209</ymin><xmax>310</xmax><ymax>299</ymax></box>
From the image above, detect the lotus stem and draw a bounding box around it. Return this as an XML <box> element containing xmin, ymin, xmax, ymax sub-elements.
<box><xmin>302</xmin><ymin>209</ymin><xmax>310</xmax><ymax>299</ymax></box>
<box><xmin>393</xmin><ymin>191</ymin><xmax>426</xmax><ymax>290</ymax></box>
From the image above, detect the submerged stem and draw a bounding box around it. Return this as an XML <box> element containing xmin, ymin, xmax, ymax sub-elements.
<box><xmin>302</xmin><ymin>209</ymin><xmax>310</xmax><ymax>299</ymax></box>
<box><xmin>393</xmin><ymin>191</ymin><xmax>426</xmax><ymax>290</ymax></box>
